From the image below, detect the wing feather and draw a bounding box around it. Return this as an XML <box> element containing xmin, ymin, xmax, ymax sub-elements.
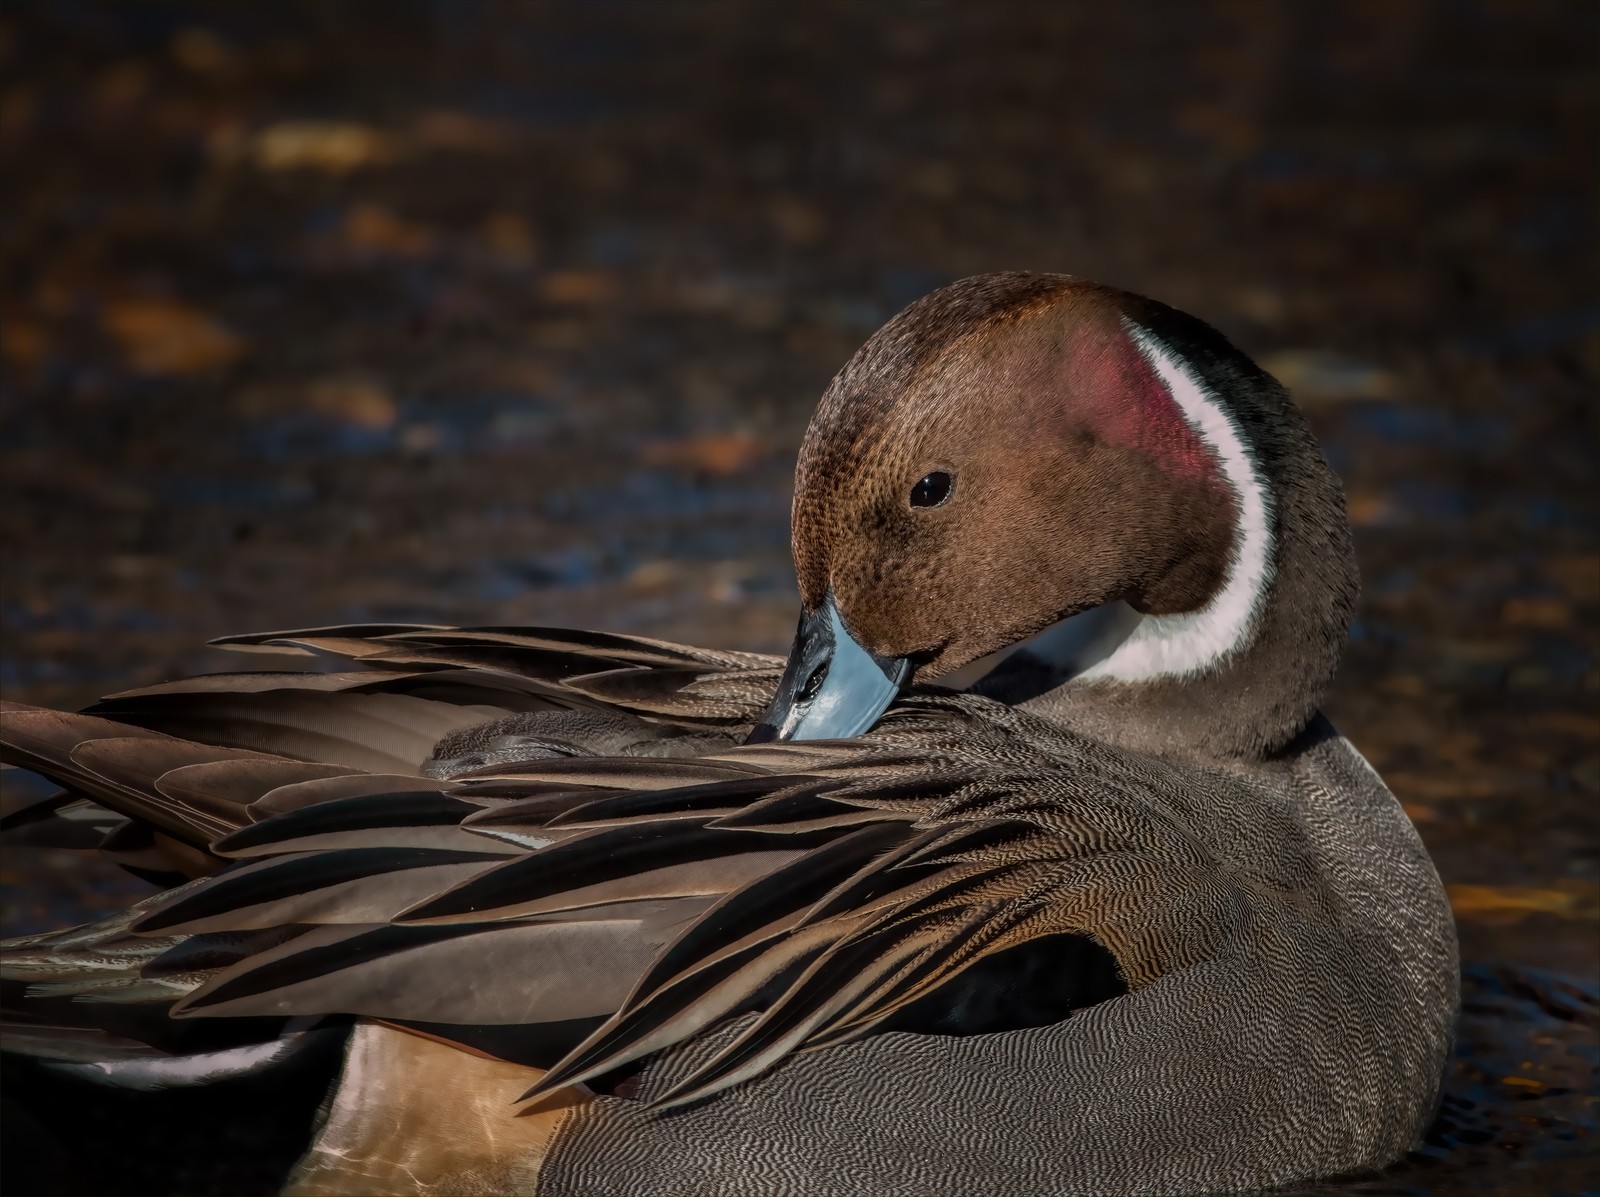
<box><xmin>172</xmin><ymin>907</ymin><xmax>711</xmax><ymax>1034</ymax></box>
<box><xmin>85</xmin><ymin>690</ymin><xmax>495</xmax><ymax>774</ymax></box>
<box><xmin>131</xmin><ymin>848</ymin><xmax>510</xmax><ymax>935</ymax></box>
<box><xmin>5</xmin><ymin>637</ymin><xmax>1181</xmax><ymax>1102</ymax></box>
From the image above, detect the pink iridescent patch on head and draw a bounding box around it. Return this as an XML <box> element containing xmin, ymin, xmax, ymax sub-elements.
<box><xmin>1073</xmin><ymin>327</ymin><xmax>1218</xmax><ymax>483</ymax></box>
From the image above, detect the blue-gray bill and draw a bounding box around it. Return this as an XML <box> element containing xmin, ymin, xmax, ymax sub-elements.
<box><xmin>745</xmin><ymin>597</ymin><xmax>913</xmax><ymax>743</ymax></box>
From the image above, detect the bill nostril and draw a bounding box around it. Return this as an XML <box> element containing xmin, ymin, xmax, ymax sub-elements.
<box><xmin>798</xmin><ymin>660</ymin><xmax>829</xmax><ymax>702</ymax></box>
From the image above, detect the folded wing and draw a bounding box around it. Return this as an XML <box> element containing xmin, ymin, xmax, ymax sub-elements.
<box><xmin>3</xmin><ymin>625</ymin><xmax>1226</xmax><ymax>1102</ymax></box>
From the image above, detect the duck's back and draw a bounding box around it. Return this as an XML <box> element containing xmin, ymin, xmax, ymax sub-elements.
<box><xmin>535</xmin><ymin>713</ymin><xmax>1458</xmax><ymax>1197</ymax></box>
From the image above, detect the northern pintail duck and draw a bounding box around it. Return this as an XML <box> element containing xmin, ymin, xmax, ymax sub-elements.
<box><xmin>1</xmin><ymin>272</ymin><xmax>1458</xmax><ymax>1196</ymax></box>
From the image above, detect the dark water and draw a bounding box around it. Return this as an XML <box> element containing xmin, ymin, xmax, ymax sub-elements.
<box><xmin>1</xmin><ymin>3</ymin><xmax>1594</xmax><ymax>1193</ymax></box>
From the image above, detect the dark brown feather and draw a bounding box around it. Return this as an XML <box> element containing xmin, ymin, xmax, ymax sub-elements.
<box><xmin>4</xmin><ymin>638</ymin><xmax>1147</xmax><ymax>1102</ymax></box>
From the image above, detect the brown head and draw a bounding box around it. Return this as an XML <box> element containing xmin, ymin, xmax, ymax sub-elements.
<box><xmin>751</xmin><ymin>272</ymin><xmax>1357</xmax><ymax>759</ymax></box>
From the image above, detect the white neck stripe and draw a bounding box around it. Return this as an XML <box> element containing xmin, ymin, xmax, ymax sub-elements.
<box><xmin>1074</xmin><ymin>322</ymin><xmax>1275</xmax><ymax>683</ymax></box>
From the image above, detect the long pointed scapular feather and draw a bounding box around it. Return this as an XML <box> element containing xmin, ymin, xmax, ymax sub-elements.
<box><xmin>2</xmin><ymin>624</ymin><xmax>1156</xmax><ymax>1109</ymax></box>
<box><xmin>172</xmin><ymin>907</ymin><xmax>708</xmax><ymax>1030</ymax></box>
<box><xmin>250</xmin><ymin>771</ymin><xmax>459</xmax><ymax>816</ymax></box>
<box><xmin>213</xmin><ymin>791</ymin><xmax>499</xmax><ymax>857</ymax></box>
<box><xmin>131</xmin><ymin>847</ymin><xmax>511</xmax><ymax>935</ymax></box>
<box><xmin>394</xmin><ymin>819</ymin><xmax>821</xmax><ymax>925</ymax></box>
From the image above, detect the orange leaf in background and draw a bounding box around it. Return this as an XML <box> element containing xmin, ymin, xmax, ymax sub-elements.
<box><xmin>90</xmin><ymin>61</ymin><xmax>150</xmax><ymax>114</ymax></box>
<box><xmin>102</xmin><ymin>298</ymin><xmax>244</xmax><ymax>376</ymax></box>
<box><xmin>641</xmin><ymin>432</ymin><xmax>765</xmax><ymax>476</ymax></box>
<box><xmin>342</xmin><ymin>203</ymin><xmax>434</xmax><ymax>258</ymax></box>
<box><xmin>1</xmin><ymin>87</ymin><xmax>37</xmax><ymax>144</ymax></box>
<box><xmin>1227</xmin><ymin>287</ymin><xmax>1286</xmax><ymax>324</ymax></box>
<box><xmin>481</xmin><ymin>212</ymin><xmax>537</xmax><ymax>264</ymax></box>
<box><xmin>252</xmin><ymin>121</ymin><xmax>398</xmax><ymax>173</ymax></box>
<box><xmin>0</xmin><ymin>317</ymin><xmax>49</xmax><ymax>369</ymax></box>
<box><xmin>1383</xmin><ymin>771</ymin><xmax>1515</xmax><ymax>801</ymax></box>
<box><xmin>1345</xmin><ymin>491</ymin><xmax>1397</xmax><ymax>528</ymax></box>
<box><xmin>539</xmin><ymin>271</ymin><xmax>617</xmax><ymax>305</ymax></box>
<box><xmin>1378</xmin><ymin>674</ymin><xmax>1428</xmax><ymax>698</ymax></box>
<box><xmin>304</xmin><ymin>377</ymin><xmax>397</xmax><ymax>430</ymax></box>
<box><xmin>1447</xmin><ymin>881</ymin><xmax>1600</xmax><ymax>925</ymax></box>
<box><xmin>528</xmin><ymin>320</ymin><xmax>586</xmax><ymax>350</ymax></box>
<box><xmin>413</xmin><ymin>111</ymin><xmax>519</xmax><ymax>154</ymax></box>
<box><xmin>770</xmin><ymin>199</ymin><xmax>824</xmax><ymax>246</ymax></box>
<box><xmin>1543</xmin><ymin>553</ymin><xmax>1600</xmax><ymax>603</ymax></box>
<box><xmin>1534</xmin><ymin>711</ymin><xmax>1600</xmax><ymax>739</ymax></box>
<box><xmin>237</xmin><ymin>376</ymin><xmax>397</xmax><ymax>431</ymax></box>
<box><xmin>170</xmin><ymin>28</ymin><xmax>237</xmax><ymax>76</ymax></box>
<box><xmin>909</xmin><ymin>160</ymin><xmax>959</xmax><ymax>200</ymax></box>
<box><xmin>1500</xmin><ymin>597</ymin><xmax>1575</xmax><ymax>630</ymax></box>
<box><xmin>1260</xmin><ymin>350</ymin><xmax>1400</xmax><ymax>402</ymax></box>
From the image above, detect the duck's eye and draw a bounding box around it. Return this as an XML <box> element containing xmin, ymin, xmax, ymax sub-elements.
<box><xmin>909</xmin><ymin>471</ymin><xmax>954</xmax><ymax>508</ymax></box>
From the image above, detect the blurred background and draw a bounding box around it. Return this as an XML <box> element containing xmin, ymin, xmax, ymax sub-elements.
<box><xmin>1</xmin><ymin>2</ymin><xmax>1594</xmax><ymax>1191</ymax></box>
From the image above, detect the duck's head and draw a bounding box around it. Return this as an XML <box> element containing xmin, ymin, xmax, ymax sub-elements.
<box><xmin>751</xmin><ymin>272</ymin><xmax>1357</xmax><ymax>758</ymax></box>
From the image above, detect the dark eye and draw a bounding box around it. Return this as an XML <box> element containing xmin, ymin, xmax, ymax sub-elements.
<box><xmin>910</xmin><ymin>471</ymin><xmax>954</xmax><ymax>508</ymax></box>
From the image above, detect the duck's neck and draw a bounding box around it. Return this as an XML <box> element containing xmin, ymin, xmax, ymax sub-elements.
<box><xmin>970</xmin><ymin>349</ymin><xmax>1358</xmax><ymax>764</ymax></box>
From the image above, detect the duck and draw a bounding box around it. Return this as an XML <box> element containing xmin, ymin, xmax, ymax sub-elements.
<box><xmin>0</xmin><ymin>271</ymin><xmax>1458</xmax><ymax>1197</ymax></box>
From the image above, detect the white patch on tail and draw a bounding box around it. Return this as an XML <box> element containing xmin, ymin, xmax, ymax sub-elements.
<box><xmin>1074</xmin><ymin>322</ymin><xmax>1275</xmax><ymax>683</ymax></box>
<box><xmin>44</xmin><ymin>1036</ymin><xmax>302</xmax><ymax>1090</ymax></box>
